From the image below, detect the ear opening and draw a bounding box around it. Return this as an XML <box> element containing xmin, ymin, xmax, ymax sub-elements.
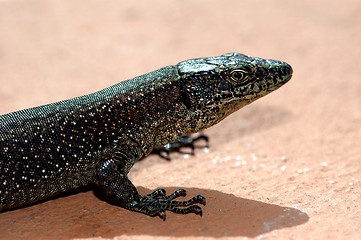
<box><xmin>180</xmin><ymin>91</ymin><xmax>194</xmax><ymax>111</ymax></box>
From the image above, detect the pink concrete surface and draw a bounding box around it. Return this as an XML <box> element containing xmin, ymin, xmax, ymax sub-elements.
<box><xmin>0</xmin><ymin>0</ymin><xmax>360</xmax><ymax>239</ymax></box>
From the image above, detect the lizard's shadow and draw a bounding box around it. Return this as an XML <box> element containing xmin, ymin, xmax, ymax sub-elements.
<box><xmin>0</xmin><ymin>187</ymin><xmax>309</xmax><ymax>238</ymax></box>
<box><xmin>95</xmin><ymin>186</ymin><xmax>309</xmax><ymax>238</ymax></box>
<box><xmin>96</xmin><ymin>186</ymin><xmax>309</xmax><ymax>238</ymax></box>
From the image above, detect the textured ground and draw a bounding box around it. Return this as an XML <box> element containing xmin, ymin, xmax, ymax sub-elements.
<box><xmin>0</xmin><ymin>0</ymin><xmax>360</xmax><ymax>239</ymax></box>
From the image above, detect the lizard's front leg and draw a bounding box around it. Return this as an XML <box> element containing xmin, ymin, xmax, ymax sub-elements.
<box><xmin>93</xmin><ymin>136</ymin><xmax>206</xmax><ymax>220</ymax></box>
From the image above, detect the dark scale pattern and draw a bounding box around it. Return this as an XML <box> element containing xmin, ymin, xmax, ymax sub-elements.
<box><xmin>0</xmin><ymin>53</ymin><xmax>292</xmax><ymax>219</ymax></box>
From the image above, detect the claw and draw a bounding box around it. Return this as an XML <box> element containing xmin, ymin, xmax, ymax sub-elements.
<box><xmin>159</xmin><ymin>211</ymin><xmax>166</xmax><ymax>221</ymax></box>
<box><xmin>130</xmin><ymin>188</ymin><xmax>206</xmax><ymax>219</ymax></box>
<box><xmin>192</xmin><ymin>205</ymin><xmax>203</xmax><ymax>216</ymax></box>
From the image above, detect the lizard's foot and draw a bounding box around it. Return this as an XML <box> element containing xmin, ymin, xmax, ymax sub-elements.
<box><xmin>129</xmin><ymin>189</ymin><xmax>206</xmax><ymax>220</ymax></box>
<box><xmin>153</xmin><ymin>133</ymin><xmax>209</xmax><ymax>160</ymax></box>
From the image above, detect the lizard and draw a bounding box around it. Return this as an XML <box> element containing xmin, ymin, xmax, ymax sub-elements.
<box><xmin>0</xmin><ymin>53</ymin><xmax>292</xmax><ymax>220</ymax></box>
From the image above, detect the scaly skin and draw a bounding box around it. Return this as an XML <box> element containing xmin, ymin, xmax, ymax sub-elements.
<box><xmin>0</xmin><ymin>53</ymin><xmax>292</xmax><ymax>220</ymax></box>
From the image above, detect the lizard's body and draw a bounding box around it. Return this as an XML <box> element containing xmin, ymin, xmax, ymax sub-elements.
<box><xmin>0</xmin><ymin>53</ymin><xmax>292</xmax><ymax>219</ymax></box>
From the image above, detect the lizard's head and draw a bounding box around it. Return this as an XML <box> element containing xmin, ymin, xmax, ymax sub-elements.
<box><xmin>177</xmin><ymin>52</ymin><xmax>293</xmax><ymax>131</ymax></box>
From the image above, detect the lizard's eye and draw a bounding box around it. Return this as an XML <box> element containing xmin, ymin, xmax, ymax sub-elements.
<box><xmin>230</xmin><ymin>69</ymin><xmax>248</xmax><ymax>82</ymax></box>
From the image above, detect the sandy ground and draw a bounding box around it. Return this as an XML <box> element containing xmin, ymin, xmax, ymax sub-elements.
<box><xmin>0</xmin><ymin>0</ymin><xmax>360</xmax><ymax>239</ymax></box>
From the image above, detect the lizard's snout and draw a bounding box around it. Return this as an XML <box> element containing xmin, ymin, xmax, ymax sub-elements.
<box><xmin>269</xmin><ymin>60</ymin><xmax>293</xmax><ymax>84</ymax></box>
<box><xmin>281</xmin><ymin>62</ymin><xmax>293</xmax><ymax>78</ymax></box>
